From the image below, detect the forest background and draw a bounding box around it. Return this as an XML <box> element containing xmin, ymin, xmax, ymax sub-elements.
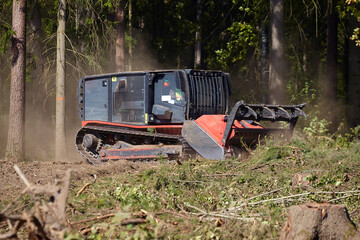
<box><xmin>0</xmin><ymin>0</ymin><xmax>359</xmax><ymax>161</ymax></box>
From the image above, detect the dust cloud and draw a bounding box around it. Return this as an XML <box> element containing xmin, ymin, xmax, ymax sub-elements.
<box><xmin>0</xmin><ymin>26</ymin><xmax>344</xmax><ymax>161</ymax></box>
<box><xmin>0</xmin><ymin>29</ymin><xmax>169</xmax><ymax>162</ymax></box>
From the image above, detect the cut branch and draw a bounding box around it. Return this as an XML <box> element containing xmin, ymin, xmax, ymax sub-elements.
<box><xmin>185</xmin><ymin>204</ymin><xmax>255</xmax><ymax>222</ymax></box>
<box><xmin>226</xmin><ymin>190</ymin><xmax>360</xmax><ymax>212</ymax></box>
<box><xmin>76</xmin><ymin>174</ymin><xmax>97</xmax><ymax>197</ymax></box>
<box><xmin>14</xmin><ymin>164</ymin><xmax>30</xmax><ymax>186</ymax></box>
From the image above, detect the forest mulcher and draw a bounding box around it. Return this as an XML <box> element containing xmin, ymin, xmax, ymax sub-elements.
<box><xmin>76</xmin><ymin>69</ymin><xmax>306</xmax><ymax>164</ymax></box>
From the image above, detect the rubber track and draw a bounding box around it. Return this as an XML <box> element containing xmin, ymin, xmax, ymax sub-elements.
<box><xmin>76</xmin><ymin>124</ymin><xmax>186</xmax><ymax>165</ymax></box>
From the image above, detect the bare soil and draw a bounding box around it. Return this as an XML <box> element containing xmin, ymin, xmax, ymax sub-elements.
<box><xmin>0</xmin><ymin>159</ymin><xmax>156</xmax><ymax>203</ymax></box>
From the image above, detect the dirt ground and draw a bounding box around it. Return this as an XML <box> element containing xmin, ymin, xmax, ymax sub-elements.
<box><xmin>0</xmin><ymin>159</ymin><xmax>155</xmax><ymax>203</ymax></box>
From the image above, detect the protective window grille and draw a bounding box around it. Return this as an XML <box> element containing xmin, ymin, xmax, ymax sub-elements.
<box><xmin>188</xmin><ymin>72</ymin><xmax>227</xmax><ymax>119</ymax></box>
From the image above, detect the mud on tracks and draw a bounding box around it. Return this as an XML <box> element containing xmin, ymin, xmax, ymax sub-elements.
<box><xmin>0</xmin><ymin>160</ymin><xmax>158</xmax><ymax>203</ymax></box>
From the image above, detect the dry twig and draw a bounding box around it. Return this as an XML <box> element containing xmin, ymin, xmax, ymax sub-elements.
<box><xmin>251</xmin><ymin>163</ymin><xmax>269</xmax><ymax>170</ymax></box>
<box><xmin>185</xmin><ymin>204</ymin><xmax>254</xmax><ymax>222</ymax></box>
<box><xmin>160</xmin><ymin>209</ymin><xmax>191</xmax><ymax>219</ymax></box>
<box><xmin>202</xmin><ymin>173</ymin><xmax>240</xmax><ymax>177</ymax></box>
<box><xmin>243</xmin><ymin>187</ymin><xmax>285</xmax><ymax>202</ymax></box>
<box><xmin>0</xmin><ymin>219</ymin><xmax>24</xmax><ymax>239</ymax></box>
<box><xmin>70</xmin><ymin>214</ymin><xmax>115</xmax><ymax>225</ymax></box>
<box><xmin>226</xmin><ymin>190</ymin><xmax>360</xmax><ymax>212</ymax></box>
<box><xmin>14</xmin><ymin>165</ymin><xmax>30</xmax><ymax>187</ymax></box>
<box><xmin>120</xmin><ymin>218</ymin><xmax>147</xmax><ymax>225</ymax></box>
<box><xmin>76</xmin><ymin>174</ymin><xmax>97</xmax><ymax>197</ymax></box>
<box><xmin>328</xmin><ymin>193</ymin><xmax>360</xmax><ymax>203</ymax></box>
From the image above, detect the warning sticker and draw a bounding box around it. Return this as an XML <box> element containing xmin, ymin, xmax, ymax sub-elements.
<box><xmin>161</xmin><ymin>95</ymin><xmax>171</xmax><ymax>102</ymax></box>
<box><xmin>161</xmin><ymin>95</ymin><xmax>175</xmax><ymax>104</ymax></box>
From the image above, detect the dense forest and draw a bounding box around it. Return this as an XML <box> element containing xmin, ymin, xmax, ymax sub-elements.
<box><xmin>0</xmin><ymin>0</ymin><xmax>359</xmax><ymax>161</ymax></box>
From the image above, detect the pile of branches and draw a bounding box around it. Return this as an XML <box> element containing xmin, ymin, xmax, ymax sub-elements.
<box><xmin>0</xmin><ymin>165</ymin><xmax>71</xmax><ymax>240</ymax></box>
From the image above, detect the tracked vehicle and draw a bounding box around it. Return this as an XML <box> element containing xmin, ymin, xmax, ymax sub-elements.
<box><xmin>76</xmin><ymin>69</ymin><xmax>306</xmax><ymax>164</ymax></box>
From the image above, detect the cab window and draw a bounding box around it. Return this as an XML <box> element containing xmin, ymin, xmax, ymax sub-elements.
<box><xmin>112</xmin><ymin>75</ymin><xmax>145</xmax><ymax>124</ymax></box>
<box><xmin>154</xmin><ymin>73</ymin><xmax>185</xmax><ymax>106</ymax></box>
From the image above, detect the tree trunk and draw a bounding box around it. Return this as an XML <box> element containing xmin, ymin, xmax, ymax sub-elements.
<box><xmin>6</xmin><ymin>0</ymin><xmax>27</xmax><ymax>161</ymax></box>
<box><xmin>269</xmin><ymin>0</ymin><xmax>285</xmax><ymax>104</ymax></box>
<box><xmin>347</xmin><ymin>18</ymin><xmax>360</xmax><ymax>127</ymax></box>
<box><xmin>55</xmin><ymin>0</ymin><xmax>66</xmax><ymax>161</ymax></box>
<box><xmin>261</xmin><ymin>22</ymin><xmax>268</xmax><ymax>103</ymax></box>
<box><xmin>194</xmin><ymin>0</ymin><xmax>202</xmax><ymax>68</ymax></box>
<box><xmin>327</xmin><ymin>2</ymin><xmax>338</xmax><ymax>101</ymax></box>
<box><xmin>115</xmin><ymin>0</ymin><xmax>125</xmax><ymax>72</ymax></box>
<box><xmin>29</xmin><ymin>0</ymin><xmax>43</xmax><ymax>89</ymax></box>
<box><xmin>28</xmin><ymin>0</ymin><xmax>44</xmax><ymax>154</ymax></box>
<box><xmin>325</xmin><ymin>0</ymin><xmax>338</xmax><ymax>128</ymax></box>
<box><xmin>128</xmin><ymin>0</ymin><xmax>132</xmax><ymax>71</ymax></box>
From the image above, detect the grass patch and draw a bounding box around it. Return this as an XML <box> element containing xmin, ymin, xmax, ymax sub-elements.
<box><xmin>3</xmin><ymin>133</ymin><xmax>360</xmax><ymax>239</ymax></box>
<box><xmin>63</xmin><ymin>134</ymin><xmax>360</xmax><ymax>239</ymax></box>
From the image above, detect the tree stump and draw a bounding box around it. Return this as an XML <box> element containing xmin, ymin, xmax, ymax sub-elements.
<box><xmin>279</xmin><ymin>202</ymin><xmax>360</xmax><ymax>240</ymax></box>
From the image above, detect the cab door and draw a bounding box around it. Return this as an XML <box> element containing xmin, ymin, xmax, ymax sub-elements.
<box><xmin>152</xmin><ymin>71</ymin><xmax>186</xmax><ymax>123</ymax></box>
<box><xmin>84</xmin><ymin>78</ymin><xmax>109</xmax><ymax>122</ymax></box>
<box><xmin>111</xmin><ymin>74</ymin><xmax>146</xmax><ymax>124</ymax></box>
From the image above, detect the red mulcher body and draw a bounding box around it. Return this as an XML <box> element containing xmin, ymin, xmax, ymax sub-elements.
<box><xmin>76</xmin><ymin>69</ymin><xmax>306</xmax><ymax>164</ymax></box>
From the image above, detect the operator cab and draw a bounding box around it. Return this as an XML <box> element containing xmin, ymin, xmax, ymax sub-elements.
<box><xmin>78</xmin><ymin>69</ymin><xmax>231</xmax><ymax>126</ymax></box>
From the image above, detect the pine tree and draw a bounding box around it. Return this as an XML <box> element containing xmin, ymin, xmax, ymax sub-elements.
<box><xmin>6</xmin><ymin>0</ymin><xmax>27</xmax><ymax>161</ymax></box>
